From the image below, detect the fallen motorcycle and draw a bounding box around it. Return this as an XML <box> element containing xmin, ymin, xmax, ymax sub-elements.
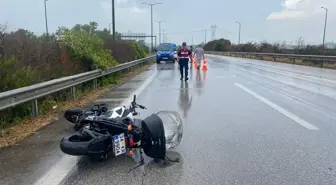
<box><xmin>60</xmin><ymin>95</ymin><xmax>183</xmax><ymax>165</ymax></box>
<box><xmin>64</xmin><ymin>95</ymin><xmax>145</xmax><ymax>131</ymax></box>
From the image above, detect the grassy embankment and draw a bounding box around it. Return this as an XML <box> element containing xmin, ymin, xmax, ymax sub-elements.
<box><xmin>0</xmin><ymin>21</ymin><xmax>154</xmax><ymax>148</ymax></box>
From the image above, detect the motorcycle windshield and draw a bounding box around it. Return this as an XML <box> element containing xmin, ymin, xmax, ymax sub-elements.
<box><xmin>155</xmin><ymin>110</ymin><xmax>183</xmax><ymax>150</ymax></box>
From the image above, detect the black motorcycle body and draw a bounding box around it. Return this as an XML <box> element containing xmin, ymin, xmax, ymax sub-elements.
<box><xmin>60</xmin><ymin>95</ymin><xmax>180</xmax><ymax>163</ymax></box>
<box><xmin>64</xmin><ymin>97</ymin><xmax>144</xmax><ymax>132</ymax></box>
<box><xmin>64</xmin><ymin>104</ymin><xmax>109</xmax><ymax>131</ymax></box>
<box><xmin>60</xmin><ymin>114</ymin><xmax>166</xmax><ymax>160</ymax></box>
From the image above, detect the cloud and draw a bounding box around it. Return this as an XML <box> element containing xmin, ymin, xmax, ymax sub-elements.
<box><xmin>267</xmin><ymin>0</ymin><xmax>335</xmax><ymax>20</ymax></box>
<box><xmin>263</xmin><ymin>0</ymin><xmax>336</xmax><ymax>44</ymax></box>
<box><xmin>99</xmin><ymin>0</ymin><xmax>155</xmax><ymax>34</ymax></box>
<box><xmin>267</xmin><ymin>10</ymin><xmax>305</xmax><ymax>20</ymax></box>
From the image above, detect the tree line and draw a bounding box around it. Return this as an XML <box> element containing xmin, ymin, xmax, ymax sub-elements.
<box><xmin>0</xmin><ymin>21</ymin><xmax>149</xmax><ymax>92</ymax></box>
<box><xmin>200</xmin><ymin>38</ymin><xmax>336</xmax><ymax>56</ymax></box>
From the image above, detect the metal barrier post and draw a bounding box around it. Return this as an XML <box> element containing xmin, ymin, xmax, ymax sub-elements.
<box><xmin>93</xmin><ymin>79</ymin><xmax>98</xmax><ymax>89</ymax></box>
<box><xmin>31</xmin><ymin>99</ymin><xmax>38</xmax><ymax>117</ymax></box>
<box><xmin>71</xmin><ymin>86</ymin><xmax>76</xmax><ymax>99</ymax></box>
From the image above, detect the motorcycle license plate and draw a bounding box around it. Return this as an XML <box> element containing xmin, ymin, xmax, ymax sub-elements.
<box><xmin>163</xmin><ymin>57</ymin><xmax>168</xmax><ymax>59</ymax></box>
<box><xmin>113</xmin><ymin>133</ymin><xmax>126</xmax><ymax>156</ymax></box>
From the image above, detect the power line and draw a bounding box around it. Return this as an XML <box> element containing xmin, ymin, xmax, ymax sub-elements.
<box><xmin>165</xmin><ymin>29</ymin><xmax>210</xmax><ymax>35</ymax></box>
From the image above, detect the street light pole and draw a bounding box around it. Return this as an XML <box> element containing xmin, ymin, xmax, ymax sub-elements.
<box><xmin>112</xmin><ymin>0</ymin><xmax>116</xmax><ymax>40</ymax></box>
<box><xmin>142</xmin><ymin>2</ymin><xmax>161</xmax><ymax>51</ymax></box>
<box><xmin>321</xmin><ymin>7</ymin><xmax>328</xmax><ymax>49</ymax></box>
<box><xmin>44</xmin><ymin>0</ymin><xmax>49</xmax><ymax>37</ymax></box>
<box><xmin>236</xmin><ymin>21</ymin><xmax>241</xmax><ymax>44</ymax></box>
<box><xmin>155</xmin><ymin>20</ymin><xmax>165</xmax><ymax>44</ymax></box>
<box><xmin>204</xmin><ymin>30</ymin><xmax>207</xmax><ymax>44</ymax></box>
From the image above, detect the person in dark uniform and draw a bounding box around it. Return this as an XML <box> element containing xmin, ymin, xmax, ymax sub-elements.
<box><xmin>177</xmin><ymin>42</ymin><xmax>192</xmax><ymax>81</ymax></box>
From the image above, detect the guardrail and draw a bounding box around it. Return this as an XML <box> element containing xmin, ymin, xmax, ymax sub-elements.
<box><xmin>205</xmin><ymin>51</ymin><xmax>336</xmax><ymax>67</ymax></box>
<box><xmin>0</xmin><ymin>55</ymin><xmax>155</xmax><ymax>116</ymax></box>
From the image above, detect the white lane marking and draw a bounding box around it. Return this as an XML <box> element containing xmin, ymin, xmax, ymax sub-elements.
<box><xmin>33</xmin><ymin>155</ymin><xmax>79</xmax><ymax>185</ymax></box>
<box><xmin>234</xmin><ymin>83</ymin><xmax>319</xmax><ymax>130</ymax></box>
<box><xmin>33</xmin><ymin>66</ymin><xmax>158</xmax><ymax>185</ymax></box>
<box><xmin>120</xmin><ymin>68</ymin><xmax>157</xmax><ymax>106</ymax></box>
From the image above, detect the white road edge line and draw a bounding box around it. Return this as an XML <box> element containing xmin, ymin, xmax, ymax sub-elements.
<box><xmin>33</xmin><ymin>66</ymin><xmax>158</xmax><ymax>185</ymax></box>
<box><xmin>234</xmin><ymin>83</ymin><xmax>319</xmax><ymax>131</ymax></box>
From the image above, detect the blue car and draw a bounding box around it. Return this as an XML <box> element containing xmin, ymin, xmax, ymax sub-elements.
<box><xmin>155</xmin><ymin>43</ymin><xmax>177</xmax><ymax>64</ymax></box>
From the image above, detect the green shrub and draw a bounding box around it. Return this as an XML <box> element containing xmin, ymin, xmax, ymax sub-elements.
<box><xmin>130</xmin><ymin>41</ymin><xmax>146</xmax><ymax>59</ymax></box>
<box><xmin>57</xmin><ymin>22</ymin><xmax>118</xmax><ymax>70</ymax></box>
<box><xmin>0</xmin><ymin>57</ymin><xmax>38</xmax><ymax>92</ymax></box>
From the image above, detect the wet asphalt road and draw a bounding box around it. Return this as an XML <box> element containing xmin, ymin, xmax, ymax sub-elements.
<box><xmin>2</xmin><ymin>55</ymin><xmax>336</xmax><ymax>185</ymax></box>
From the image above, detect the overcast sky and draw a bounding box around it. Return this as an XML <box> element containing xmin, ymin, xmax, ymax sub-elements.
<box><xmin>1</xmin><ymin>0</ymin><xmax>336</xmax><ymax>45</ymax></box>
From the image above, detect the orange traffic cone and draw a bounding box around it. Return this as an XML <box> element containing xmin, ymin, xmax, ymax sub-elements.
<box><xmin>192</xmin><ymin>57</ymin><xmax>197</xmax><ymax>68</ymax></box>
<box><xmin>202</xmin><ymin>56</ymin><xmax>208</xmax><ymax>71</ymax></box>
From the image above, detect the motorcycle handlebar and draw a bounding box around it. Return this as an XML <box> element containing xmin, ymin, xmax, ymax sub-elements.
<box><xmin>130</xmin><ymin>94</ymin><xmax>146</xmax><ymax>110</ymax></box>
<box><xmin>138</xmin><ymin>105</ymin><xmax>146</xmax><ymax>109</ymax></box>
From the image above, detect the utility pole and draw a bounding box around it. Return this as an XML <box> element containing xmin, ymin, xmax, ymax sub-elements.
<box><xmin>142</xmin><ymin>2</ymin><xmax>161</xmax><ymax>51</ymax></box>
<box><xmin>44</xmin><ymin>0</ymin><xmax>49</xmax><ymax>37</ymax></box>
<box><xmin>162</xmin><ymin>29</ymin><xmax>167</xmax><ymax>43</ymax></box>
<box><xmin>236</xmin><ymin>21</ymin><xmax>241</xmax><ymax>44</ymax></box>
<box><xmin>111</xmin><ymin>0</ymin><xmax>116</xmax><ymax>40</ymax></box>
<box><xmin>211</xmin><ymin>25</ymin><xmax>217</xmax><ymax>40</ymax></box>
<box><xmin>321</xmin><ymin>7</ymin><xmax>328</xmax><ymax>49</ymax></box>
<box><xmin>204</xmin><ymin>30</ymin><xmax>207</xmax><ymax>44</ymax></box>
<box><xmin>155</xmin><ymin>20</ymin><xmax>165</xmax><ymax>44</ymax></box>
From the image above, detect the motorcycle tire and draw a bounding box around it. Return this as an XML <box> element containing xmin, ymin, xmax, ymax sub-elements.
<box><xmin>64</xmin><ymin>108</ymin><xmax>84</xmax><ymax>123</ymax></box>
<box><xmin>60</xmin><ymin>130</ymin><xmax>112</xmax><ymax>159</ymax></box>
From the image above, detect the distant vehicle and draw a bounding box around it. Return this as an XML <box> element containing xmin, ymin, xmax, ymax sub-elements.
<box><xmin>155</xmin><ymin>43</ymin><xmax>177</xmax><ymax>64</ymax></box>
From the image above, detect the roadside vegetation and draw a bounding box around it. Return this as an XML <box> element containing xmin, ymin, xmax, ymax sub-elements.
<box><xmin>0</xmin><ymin>21</ymin><xmax>150</xmax><ymax>132</ymax></box>
<box><xmin>200</xmin><ymin>38</ymin><xmax>336</xmax><ymax>69</ymax></box>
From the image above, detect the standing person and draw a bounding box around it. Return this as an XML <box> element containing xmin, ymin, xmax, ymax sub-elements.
<box><xmin>189</xmin><ymin>45</ymin><xmax>194</xmax><ymax>63</ymax></box>
<box><xmin>194</xmin><ymin>46</ymin><xmax>205</xmax><ymax>70</ymax></box>
<box><xmin>177</xmin><ymin>42</ymin><xmax>192</xmax><ymax>81</ymax></box>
